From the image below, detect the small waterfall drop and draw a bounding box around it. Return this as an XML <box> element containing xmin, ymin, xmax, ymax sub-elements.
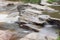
<box><xmin>38</xmin><ymin>15</ymin><xmax>58</xmax><ymax>40</ymax></box>
<box><xmin>38</xmin><ymin>21</ymin><xmax>58</xmax><ymax>40</ymax></box>
<box><xmin>44</xmin><ymin>21</ymin><xmax>53</xmax><ymax>27</ymax></box>
<box><xmin>41</xmin><ymin>0</ymin><xmax>48</xmax><ymax>5</ymax></box>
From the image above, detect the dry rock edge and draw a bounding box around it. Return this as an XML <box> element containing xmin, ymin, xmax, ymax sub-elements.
<box><xmin>0</xmin><ymin>30</ymin><xmax>16</xmax><ymax>40</ymax></box>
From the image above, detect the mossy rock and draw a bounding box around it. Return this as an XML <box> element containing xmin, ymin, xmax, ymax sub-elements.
<box><xmin>7</xmin><ymin>0</ymin><xmax>19</xmax><ymax>1</ymax></box>
<box><xmin>7</xmin><ymin>0</ymin><xmax>41</xmax><ymax>4</ymax></box>
<box><xmin>57</xmin><ymin>36</ymin><xmax>60</xmax><ymax>40</ymax></box>
<box><xmin>47</xmin><ymin>0</ymin><xmax>56</xmax><ymax>3</ymax></box>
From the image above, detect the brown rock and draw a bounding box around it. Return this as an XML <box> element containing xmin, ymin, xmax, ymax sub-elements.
<box><xmin>20</xmin><ymin>32</ymin><xmax>38</xmax><ymax>40</ymax></box>
<box><xmin>0</xmin><ymin>30</ymin><xmax>15</xmax><ymax>40</ymax></box>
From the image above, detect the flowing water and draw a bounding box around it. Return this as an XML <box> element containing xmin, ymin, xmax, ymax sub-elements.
<box><xmin>38</xmin><ymin>4</ymin><xmax>60</xmax><ymax>40</ymax></box>
<box><xmin>38</xmin><ymin>17</ymin><xmax>59</xmax><ymax>40</ymax></box>
<box><xmin>43</xmin><ymin>6</ymin><xmax>60</xmax><ymax>19</ymax></box>
<box><xmin>0</xmin><ymin>0</ymin><xmax>59</xmax><ymax>40</ymax></box>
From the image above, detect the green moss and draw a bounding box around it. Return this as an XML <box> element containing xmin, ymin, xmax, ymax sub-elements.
<box><xmin>7</xmin><ymin>0</ymin><xmax>19</xmax><ymax>1</ymax></box>
<box><xmin>57</xmin><ymin>36</ymin><xmax>60</xmax><ymax>40</ymax></box>
<box><xmin>47</xmin><ymin>0</ymin><xmax>57</xmax><ymax>3</ymax></box>
<box><xmin>7</xmin><ymin>0</ymin><xmax>41</xmax><ymax>4</ymax></box>
<box><xmin>56</xmin><ymin>29</ymin><xmax>60</xmax><ymax>40</ymax></box>
<box><xmin>21</xmin><ymin>0</ymin><xmax>41</xmax><ymax>4</ymax></box>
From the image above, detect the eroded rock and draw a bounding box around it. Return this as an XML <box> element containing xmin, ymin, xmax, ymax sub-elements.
<box><xmin>0</xmin><ymin>30</ymin><xmax>15</xmax><ymax>40</ymax></box>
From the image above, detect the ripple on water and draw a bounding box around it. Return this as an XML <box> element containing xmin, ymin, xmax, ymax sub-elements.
<box><xmin>38</xmin><ymin>27</ymin><xmax>58</xmax><ymax>40</ymax></box>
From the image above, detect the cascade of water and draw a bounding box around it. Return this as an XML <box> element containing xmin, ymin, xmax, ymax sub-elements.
<box><xmin>37</xmin><ymin>19</ymin><xmax>58</xmax><ymax>40</ymax></box>
<box><xmin>41</xmin><ymin>0</ymin><xmax>48</xmax><ymax>5</ymax></box>
<box><xmin>44</xmin><ymin>21</ymin><xmax>53</xmax><ymax>27</ymax></box>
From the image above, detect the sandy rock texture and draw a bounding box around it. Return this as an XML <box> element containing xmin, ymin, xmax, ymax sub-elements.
<box><xmin>0</xmin><ymin>30</ymin><xmax>16</xmax><ymax>40</ymax></box>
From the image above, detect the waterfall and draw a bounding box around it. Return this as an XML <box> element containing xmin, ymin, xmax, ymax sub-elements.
<box><xmin>37</xmin><ymin>21</ymin><xmax>58</xmax><ymax>40</ymax></box>
<box><xmin>41</xmin><ymin>0</ymin><xmax>48</xmax><ymax>5</ymax></box>
<box><xmin>44</xmin><ymin>21</ymin><xmax>53</xmax><ymax>27</ymax></box>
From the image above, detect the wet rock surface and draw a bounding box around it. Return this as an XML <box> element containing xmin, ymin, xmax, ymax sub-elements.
<box><xmin>0</xmin><ymin>1</ymin><xmax>59</xmax><ymax>40</ymax></box>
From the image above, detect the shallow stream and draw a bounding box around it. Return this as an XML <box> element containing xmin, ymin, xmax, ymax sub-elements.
<box><xmin>0</xmin><ymin>1</ymin><xmax>60</xmax><ymax>40</ymax></box>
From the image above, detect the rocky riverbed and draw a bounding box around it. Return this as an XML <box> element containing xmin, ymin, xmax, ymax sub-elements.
<box><xmin>0</xmin><ymin>1</ymin><xmax>60</xmax><ymax>40</ymax></box>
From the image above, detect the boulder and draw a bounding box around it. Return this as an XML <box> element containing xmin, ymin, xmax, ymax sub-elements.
<box><xmin>7</xmin><ymin>3</ymin><xmax>14</xmax><ymax>7</ymax></box>
<box><xmin>47</xmin><ymin>18</ymin><xmax>60</xmax><ymax>28</ymax></box>
<box><xmin>38</xmin><ymin>15</ymin><xmax>51</xmax><ymax>20</ymax></box>
<box><xmin>20</xmin><ymin>24</ymin><xmax>41</xmax><ymax>32</ymax></box>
